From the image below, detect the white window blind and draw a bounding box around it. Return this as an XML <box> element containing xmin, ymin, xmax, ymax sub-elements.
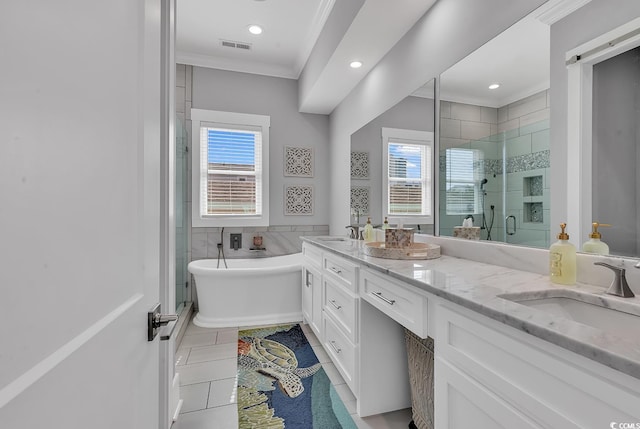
<box><xmin>191</xmin><ymin>109</ymin><xmax>270</xmax><ymax>227</ymax></box>
<box><xmin>199</xmin><ymin>124</ymin><xmax>263</xmax><ymax>216</ymax></box>
<box><xmin>381</xmin><ymin>128</ymin><xmax>434</xmax><ymax>224</ymax></box>
<box><xmin>388</xmin><ymin>140</ymin><xmax>430</xmax><ymax>215</ymax></box>
<box><xmin>445</xmin><ymin>148</ymin><xmax>482</xmax><ymax>215</ymax></box>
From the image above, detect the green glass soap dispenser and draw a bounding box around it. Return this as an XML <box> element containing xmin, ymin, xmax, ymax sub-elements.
<box><xmin>549</xmin><ymin>223</ymin><xmax>576</xmax><ymax>285</ymax></box>
<box><xmin>582</xmin><ymin>222</ymin><xmax>610</xmax><ymax>255</ymax></box>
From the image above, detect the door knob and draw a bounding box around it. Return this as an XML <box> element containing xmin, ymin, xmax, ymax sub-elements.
<box><xmin>147</xmin><ymin>303</ymin><xmax>178</xmax><ymax>341</ymax></box>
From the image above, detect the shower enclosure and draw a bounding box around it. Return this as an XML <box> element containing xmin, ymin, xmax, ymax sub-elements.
<box><xmin>175</xmin><ymin>117</ymin><xmax>189</xmax><ymax>311</ymax></box>
<box><xmin>439</xmin><ymin>91</ymin><xmax>551</xmax><ymax>249</ymax></box>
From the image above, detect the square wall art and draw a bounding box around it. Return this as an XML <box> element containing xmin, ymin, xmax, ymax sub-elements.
<box><xmin>350</xmin><ymin>186</ymin><xmax>370</xmax><ymax>215</ymax></box>
<box><xmin>351</xmin><ymin>151</ymin><xmax>369</xmax><ymax>179</ymax></box>
<box><xmin>284</xmin><ymin>146</ymin><xmax>314</xmax><ymax>177</ymax></box>
<box><xmin>285</xmin><ymin>185</ymin><xmax>314</xmax><ymax>215</ymax></box>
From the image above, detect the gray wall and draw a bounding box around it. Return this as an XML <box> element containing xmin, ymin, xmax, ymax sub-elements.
<box><xmin>550</xmin><ymin>0</ymin><xmax>640</xmax><ymax>246</ymax></box>
<box><xmin>189</xmin><ymin>67</ymin><xmax>331</xmax><ymax>260</ymax></box>
<box><xmin>192</xmin><ymin>67</ymin><xmax>330</xmax><ymax>227</ymax></box>
<box><xmin>350</xmin><ymin>95</ymin><xmax>435</xmax><ymax>226</ymax></box>
<box><xmin>328</xmin><ymin>0</ymin><xmax>547</xmax><ymax>234</ymax></box>
<box><xmin>592</xmin><ymin>47</ymin><xmax>640</xmax><ymax>255</ymax></box>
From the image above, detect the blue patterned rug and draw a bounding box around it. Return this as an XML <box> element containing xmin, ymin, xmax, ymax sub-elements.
<box><xmin>237</xmin><ymin>324</ymin><xmax>357</xmax><ymax>429</ymax></box>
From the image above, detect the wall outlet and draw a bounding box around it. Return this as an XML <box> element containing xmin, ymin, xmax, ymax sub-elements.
<box><xmin>230</xmin><ymin>233</ymin><xmax>242</xmax><ymax>250</ymax></box>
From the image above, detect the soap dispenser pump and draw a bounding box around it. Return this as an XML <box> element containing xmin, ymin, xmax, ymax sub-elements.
<box><xmin>549</xmin><ymin>223</ymin><xmax>576</xmax><ymax>285</ymax></box>
<box><xmin>363</xmin><ymin>217</ymin><xmax>374</xmax><ymax>242</ymax></box>
<box><xmin>582</xmin><ymin>222</ymin><xmax>610</xmax><ymax>255</ymax></box>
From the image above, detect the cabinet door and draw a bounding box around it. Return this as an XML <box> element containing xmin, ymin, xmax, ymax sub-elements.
<box><xmin>435</xmin><ymin>358</ymin><xmax>543</xmax><ymax>429</ymax></box>
<box><xmin>302</xmin><ymin>264</ymin><xmax>323</xmax><ymax>337</ymax></box>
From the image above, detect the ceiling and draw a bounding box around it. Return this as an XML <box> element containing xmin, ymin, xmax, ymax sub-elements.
<box><xmin>439</xmin><ymin>13</ymin><xmax>551</xmax><ymax>108</ymax></box>
<box><xmin>176</xmin><ymin>0</ymin><xmax>437</xmax><ymax>114</ymax></box>
<box><xmin>436</xmin><ymin>0</ymin><xmax>591</xmax><ymax>108</ymax></box>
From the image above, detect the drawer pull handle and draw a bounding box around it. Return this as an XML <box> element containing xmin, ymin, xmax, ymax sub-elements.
<box><xmin>329</xmin><ymin>266</ymin><xmax>342</xmax><ymax>275</ymax></box>
<box><xmin>329</xmin><ymin>340</ymin><xmax>342</xmax><ymax>354</ymax></box>
<box><xmin>373</xmin><ymin>292</ymin><xmax>396</xmax><ymax>305</ymax></box>
<box><xmin>329</xmin><ymin>300</ymin><xmax>342</xmax><ymax>310</ymax></box>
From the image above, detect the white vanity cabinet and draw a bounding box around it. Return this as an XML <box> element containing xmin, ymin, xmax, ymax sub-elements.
<box><xmin>302</xmin><ymin>240</ymin><xmax>640</xmax><ymax>427</ymax></box>
<box><xmin>435</xmin><ymin>302</ymin><xmax>640</xmax><ymax>429</ymax></box>
<box><xmin>301</xmin><ymin>242</ymin><xmax>323</xmax><ymax>337</ymax></box>
<box><xmin>319</xmin><ymin>252</ymin><xmax>360</xmax><ymax>395</ymax></box>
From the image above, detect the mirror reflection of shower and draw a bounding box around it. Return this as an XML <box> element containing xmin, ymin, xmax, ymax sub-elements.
<box><xmin>479</xmin><ymin>177</ymin><xmax>495</xmax><ymax>240</ymax></box>
<box><xmin>438</xmin><ymin>9</ymin><xmax>551</xmax><ymax>249</ymax></box>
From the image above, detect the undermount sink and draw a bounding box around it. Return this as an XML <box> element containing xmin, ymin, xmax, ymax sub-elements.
<box><xmin>499</xmin><ymin>289</ymin><xmax>640</xmax><ymax>337</ymax></box>
<box><xmin>315</xmin><ymin>236</ymin><xmax>349</xmax><ymax>242</ymax></box>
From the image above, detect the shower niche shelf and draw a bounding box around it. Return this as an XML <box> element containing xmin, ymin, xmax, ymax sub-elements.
<box><xmin>523</xmin><ymin>175</ymin><xmax>543</xmax><ymax>197</ymax></box>
<box><xmin>524</xmin><ymin>202</ymin><xmax>543</xmax><ymax>223</ymax></box>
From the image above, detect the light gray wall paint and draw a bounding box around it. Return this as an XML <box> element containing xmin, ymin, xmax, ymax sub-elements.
<box><xmin>350</xmin><ymin>95</ymin><xmax>435</xmax><ymax>224</ymax></box>
<box><xmin>592</xmin><ymin>47</ymin><xmax>640</xmax><ymax>255</ymax></box>
<box><xmin>550</xmin><ymin>0</ymin><xmax>640</xmax><ymax>246</ymax></box>
<box><xmin>328</xmin><ymin>0</ymin><xmax>547</xmax><ymax>234</ymax></box>
<box><xmin>192</xmin><ymin>67</ymin><xmax>330</xmax><ymax>226</ymax></box>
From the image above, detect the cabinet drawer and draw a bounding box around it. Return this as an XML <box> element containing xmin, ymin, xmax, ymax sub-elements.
<box><xmin>323</xmin><ymin>276</ymin><xmax>358</xmax><ymax>342</ymax></box>
<box><xmin>437</xmin><ymin>303</ymin><xmax>640</xmax><ymax>427</ymax></box>
<box><xmin>323</xmin><ymin>312</ymin><xmax>357</xmax><ymax>392</ymax></box>
<box><xmin>360</xmin><ymin>269</ymin><xmax>428</xmax><ymax>338</ymax></box>
<box><xmin>323</xmin><ymin>253</ymin><xmax>358</xmax><ymax>292</ymax></box>
<box><xmin>302</xmin><ymin>242</ymin><xmax>322</xmax><ymax>267</ymax></box>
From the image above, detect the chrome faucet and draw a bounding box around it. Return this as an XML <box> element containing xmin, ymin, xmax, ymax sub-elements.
<box><xmin>346</xmin><ymin>225</ymin><xmax>361</xmax><ymax>240</ymax></box>
<box><xmin>594</xmin><ymin>262</ymin><xmax>635</xmax><ymax>298</ymax></box>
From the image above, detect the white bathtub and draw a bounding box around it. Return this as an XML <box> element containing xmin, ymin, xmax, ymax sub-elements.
<box><xmin>187</xmin><ymin>253</ymin><xmax>303</xmax><ymax>328</ymax></box>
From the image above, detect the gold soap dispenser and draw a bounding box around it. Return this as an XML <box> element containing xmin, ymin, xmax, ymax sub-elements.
<box><xmin>549</xmin><ymin>223</ymin><xmax>576</xmax><ymax>285</ymax></box>
<box><xmin>582</xmin><ymin>222</ymin><xmax>610</xmax><ymax>255</ymax></box>
<box><xmin>363</xmin><ymin>217</ymin><xmax>374</xmax><ymax>242</ymax></box>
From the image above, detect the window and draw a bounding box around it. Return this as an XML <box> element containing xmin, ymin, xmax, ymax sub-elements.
<box><xmin>382</xmin><ymin>128</ymin><xmax>434</xmax><ymax>224</ymax></box>
<box><xmin>445</xmin><ymin>148</ymin><xmax>483</xmax><ymax>215</ymax></box>
<box><xmin>191</xmin><ymin>109</ymin><xmax>270</xmax><ymax>227</ymax></box>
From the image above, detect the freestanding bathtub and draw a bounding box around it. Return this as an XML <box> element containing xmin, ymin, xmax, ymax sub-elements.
<box><xmin>187</xmin><ymin>253</ymin><xmax>303</xmax><ymax>328</ymax></box>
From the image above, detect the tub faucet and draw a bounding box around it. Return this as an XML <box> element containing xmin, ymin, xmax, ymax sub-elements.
<box><xmin>217</xmin><ymin>228</ymin><xmax>227</xmax><ymax>269</ymax></box>
<box><xmin>594</xmin><ymin>262</ymin><xmax>635</xmax><ymax>297</ymax></box>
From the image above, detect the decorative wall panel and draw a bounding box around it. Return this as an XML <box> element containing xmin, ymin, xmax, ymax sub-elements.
<box><xmin>284</xmin><ymin>146</ymin><xmax>314</xmax><ymax>177</ymax></box>
<box><xmin>351</xmin><ymin>151</ymin><xmax>369</xmax><ymax>179</ymax></box>
<box><xmin>285</xmin><ymin>185</ymin><xmax>314</xmax><ymax>215</ymax></box>
<box><xmin>350</xmin><ymin>186</ymin><xmax>370</xmax><ymax>215</ymax></box>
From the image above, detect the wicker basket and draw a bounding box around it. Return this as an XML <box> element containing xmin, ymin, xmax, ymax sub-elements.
<box><xmin>404</xmin><ymin>329</ymin><xmax>434</xmax><ymax>429</ymax></box>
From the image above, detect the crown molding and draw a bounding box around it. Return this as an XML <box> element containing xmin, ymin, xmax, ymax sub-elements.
<box><xmin>533</xmin><ymin>0</ymin><xmax>592</xmax><ymax>25</ymax></box>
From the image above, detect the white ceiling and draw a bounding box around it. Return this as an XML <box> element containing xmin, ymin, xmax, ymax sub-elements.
<box><xmin>176</xmin><ymin>0</ymin><xmax>333</xmax><ymax>79</ymax></box>
<box><xmin>176</xmin><ymin>0</ymin><xmax>437</xmax><ymax>114</ymax></box>
<box><xmin>439</xmin><ymin>14</ymin><xmax>551</xmax><ymax>108</ymax></box>
<box><xmin>437</xmin><ymin>0</ymin><xmax>591</xmax><ymax>108</ymax></box>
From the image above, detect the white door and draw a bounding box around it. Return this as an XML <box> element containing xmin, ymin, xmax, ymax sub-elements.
<box><xmin>0</xmin><ymin>1</ymin><xmax>173</xmax><ymax>427</ymax></box>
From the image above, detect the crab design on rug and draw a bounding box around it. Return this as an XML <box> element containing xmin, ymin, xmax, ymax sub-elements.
<box><xmin>238</xmin><ymin>336</ymin><xmax>321</xmax><ymax>398</ymax></box>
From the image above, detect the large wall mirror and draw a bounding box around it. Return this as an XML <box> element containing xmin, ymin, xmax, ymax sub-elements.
<box><xmin>350</xmin><ymin>79</ymin><xmax>436</xmax><ymax>234</ymax></box>
<box><xmin>438</xmin><ymin>8</ymin><xmax>551</xmax><ymax>249</ymax></box>
<box><xmin>565</xmin><ymin>15</ymin><xmax>640</xmax><ymax>258</ymax></box>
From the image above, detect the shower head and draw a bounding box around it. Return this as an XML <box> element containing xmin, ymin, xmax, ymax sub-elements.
<box><xmin>480</xmin><ymin>178</ymin><xmax>488</xmax><ymax>190</ymax></box>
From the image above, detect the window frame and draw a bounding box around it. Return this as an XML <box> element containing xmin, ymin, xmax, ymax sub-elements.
<box><xmin>191</xmin><ymin>109</ymin><xmax>270</xmax><ymax>227</ymax></box>
<box><xmin>381</xmin><ymin>127</ymin><xmax>434</xmax><ymax>225</ymax></box>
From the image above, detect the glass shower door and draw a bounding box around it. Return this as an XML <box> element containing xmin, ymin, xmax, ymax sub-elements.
<box><xmin>502</xmin><ymin>115</ymin><xmax>550</xmax><ymax>249</ymax></box>
<box><xmin>175</xmin><ymin>118</ymin><xmax>189</xmax><ymax>311</ymax></box>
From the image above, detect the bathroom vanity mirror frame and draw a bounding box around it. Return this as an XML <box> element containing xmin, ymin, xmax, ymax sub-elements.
<box><xmin>565</xmin><ymin>16</ymin><xmax>640</xmax><ymax>254</ymax></box>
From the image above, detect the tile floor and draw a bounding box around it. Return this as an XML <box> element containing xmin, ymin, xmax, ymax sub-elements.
<box><xmin>172</xmin><ymin>318</ymin><xmax>413</xmax><ymax>429</ymax></box>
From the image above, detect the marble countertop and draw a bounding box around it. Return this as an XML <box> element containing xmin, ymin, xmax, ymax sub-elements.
<box><xmin>301</xmin><ymin>236</ymin><xmax>640</xmax><ymax>380</ymax></box>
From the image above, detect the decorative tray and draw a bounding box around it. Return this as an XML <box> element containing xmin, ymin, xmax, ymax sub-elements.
<box><xmin>363</xmin><ymin>242</ymin><xmax>441</xmax><ymax>260</ymax></box>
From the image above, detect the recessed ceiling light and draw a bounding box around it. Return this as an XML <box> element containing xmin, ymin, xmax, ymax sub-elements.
<box><xmin>350</xmin><ymin>61</ymin><xmax>363</xmax><ymax>69</ymax></box>
<box><xmin>488</xmin><ymin>83</ymin><xmax>500</xmax><ymax>90</ymax></box>
<box><xmin>248</xmin><ymin>25</ymin><xmax>263</xmax><ymax>35</ymax></box>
